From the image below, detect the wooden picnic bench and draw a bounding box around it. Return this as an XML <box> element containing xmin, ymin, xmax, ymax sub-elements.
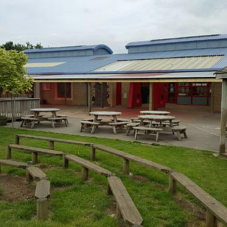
<box><xmin>0</xmin><ymin>159</ymin><xmax>28</xmax><ymax>173</ymax></box>
<box><xmin>35</xmin><ymin>179</ymin><xmax>51</xmax><ymax>220</ymax></box>
<box><xmin>21</xmin><ymin>117</ymin><xmax>39</xmax><ymax>128</ymax></box>
<box><xmin>172</xmin><ymin>126</ymin><xmax>187</xmax><ymax>140</ymax></box>
<box><xmin>108</xmin><ymin>176</ymin><xmax>143</xmax><ymax>226</ymax></box>
<box><xmin>126</xmin><ymin>123</ymin><xmax>140</xmax><ymax>136</ymax></box>
<box><xmin>109</xmin><ymin>121</ymin><xmax>128</xmax><ymax>134</ymax></box>
<box><xmin>92</xmin><ymin>144</ymin><xmax>171</xmax><ymax>174</ymax></box>
<box><xmin>80</xmin><ymin>120</ymin><xmax>100</xmax><ymax>134</ymax></box>
<box><xmin>26</xmin><ymin>166</ymin><xmax>47</xmax><ymax>182</ymax></box>
<box><xmin>169</xmin><ymin>171</ymin><xmax>227</xmax><ymax>227</ymax></box>
<box><xmin>7</xmin><ymin>144</ymin><xmax>64</xmax><ymax>164</ymax></box>
<box><xmin>133</xmin><ymin>126</ymin><xmax>163</xmax><ymax>142</ymax></box>
<box><xmin>48</xmin><ymin>116</ymin><xmax>69</xmax><ymax>128</ymax></box>
<box><xmin>63</xmin><ymin>154</ymin><xmax>115</xmax><ymax>180</ymax></box>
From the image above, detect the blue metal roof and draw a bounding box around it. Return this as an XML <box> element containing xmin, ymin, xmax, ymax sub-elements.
<box><xmin>25</xmin><ymin>47</ymin><xmax>227</xmax><ymax>75</ymax></box>
<box><xmin>126</xmin><ymin>34</ymin><xmax>227</xmax><ymax>48</ymax></box>
<box><xmin>24</xmin><ymin>44</ymin><xmax>113</xmax><ymax>54</ymax></box>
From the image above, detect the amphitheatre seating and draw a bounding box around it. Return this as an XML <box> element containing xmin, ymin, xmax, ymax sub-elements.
<box><xmin>169</xmin><ymin>171</ymin><xmax>227</xmax><ymax>227</ymax></box>
<box><xmin>7</xmin><ymin>144</ymin><xmax>64</xmax><ymax>164</ymax></box>
<box><xmin>109</xmin><ymin>121</ymin><xmax>128</xmax><ymax>134</ymax></box>
<box><xmin>133</xmin><ymin>127</ymin><xmax>163</xmax><ymax>142</ymax></box>
<box><xmin>63</xmin><ymin>154</ymin><xmax>115</xmax><ymax>180</ymax></box>
<box><xmin>172</xmin><ymin>126</ymin><xmax>187</xmax><ymax>140</ymax></box>
<box><xmin>26</xmin><ymin>166</ymin><xmax>47</xmax><ymax>182</ymax></box>
<box><xmin>80</xmin><ymin>121</ymin><xmax>100</xmax><ymax>134</ymax></box>
<box><xmin>0</xmin><ymin>159</ymin><xmax>28</xmax><ymax>173</ymax></box>
<box><xmin>126</xmin><ymin>123</ymin><xmax>140</xmax><ymax>136</ymax></box>
<box><xmin>35</xmin><ymin>179</ymin><xmax>51</xmax><ymax>220</ymax></box>
<box><xmin>92</xmin><ymin>144</ymin><xmax>171</xmax><ymax>174</ymax></box>
<box><xmin>108</xmin><ymin>176</ymin><xmax>143</xmax><ymax>226</ymax></box>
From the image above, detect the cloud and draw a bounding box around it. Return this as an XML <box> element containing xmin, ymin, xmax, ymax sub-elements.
<box><xmin>0</xmin><ymin>0</ymin><xmax>226</xmax><ymax>53</ymax></box>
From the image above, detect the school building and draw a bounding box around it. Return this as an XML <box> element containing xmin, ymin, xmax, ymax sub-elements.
<box><xmin>24</xmin><ymin>34</ymin><xmax>227</xmax><ymax>112</ymax></box>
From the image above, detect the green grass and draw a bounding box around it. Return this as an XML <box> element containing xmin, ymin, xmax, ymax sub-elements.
<box><xmin>0</xmin><ymin>126</ymin><xmax>227</xmax><ymax>226</ymax></box>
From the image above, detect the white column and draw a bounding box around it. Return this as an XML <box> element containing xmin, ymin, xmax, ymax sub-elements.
<box><xmin>34</xmin><ymin>83</ymin><xmax>40</xmax><ymax>98</ymax></box>
<box><xmin>149</xmin><ymin>82</ymin><xmax>153</xmax><ymax>110</ymax></box>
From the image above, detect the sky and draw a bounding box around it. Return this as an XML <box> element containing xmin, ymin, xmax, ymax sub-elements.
<box><xmin>0</xmin><ymin>0</ymin><xmax>227</xmax><ymax>53</ymax></box>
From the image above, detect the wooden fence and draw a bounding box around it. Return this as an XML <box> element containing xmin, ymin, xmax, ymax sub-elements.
<box><xmin>0</xmin><ymin>98</ymin><xmax>40</xmax><ymax>119</ymax></box>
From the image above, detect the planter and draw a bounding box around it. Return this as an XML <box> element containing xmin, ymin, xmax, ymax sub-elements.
<box><xmin>0</xmin><ymin>117</ymin><xmax>7</xmax><ymax>126</ymax></box>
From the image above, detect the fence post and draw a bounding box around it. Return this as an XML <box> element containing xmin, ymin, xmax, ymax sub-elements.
<box><xmin>37</xmin><ymin>198</ymin><xmax>49</xmax><ymax>220</ymax></box>
<box><xmin>15</xmin><ymin>135</ymin><xmax>19</xmax><ymax>145</ymax></box>
<box><xmin>82</xmin><ymin>167</ymin><xmax>89</xmax><ymax>180</ymax></box>
<box><xmin>7</xmin><ymin>145</ymin><xmax>12</xmax><ymax>159</ymax></box>
<box><xmin>49</xmin><ymin>141</ymin><xmax>54</xmax><ymax>150</ymax></box>
<box><xmin>123</xmin><ymin>158</ymin><xmax>130</xmax><ymax>175</ymax></box>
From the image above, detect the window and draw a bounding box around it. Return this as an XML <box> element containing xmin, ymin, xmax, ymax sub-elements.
<box><xmin>57</xmin><ymin>83</ymin><xmax>71</xmax><ymax>98</ymax></box>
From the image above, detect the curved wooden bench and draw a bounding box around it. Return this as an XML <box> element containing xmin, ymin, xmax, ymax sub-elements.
<box><xmin>20</xmin><ymin>117</ymin><xmax>39</xmax><ymax>128</ymax></box>
<box><xmin>92</xmin><ymin>144</ymin><xmax>171</xmax><ymax>174</ymax></box>
<box><xmin>108</xmin><ymin>176</ymin><xmax>143</xmax><ymax>226</ymax></box>
<box><xmin>133</xmin><ymin>127</ymin><xmax>163</xmax><ymax>142</ymax></box>
<box><xmin>172</xmin><ymin>126</ymin><xmax>187</xmax><ymax>140</ymax></box>
<box><xmin>35</xmin><ymin>179</ymin><xmax>51</xmax><ymax>220</ymax></box>
<box><xmin>169</xmin><ymin>171</ymin><xmax>227</xmax><ymax>227</ymax></box>
<box><xmin>0</xmin><ymin>159</ymin><xmax>28</xmax><ymax>173</ymax></box>
<box><xmin>15</xmin><ymin>134</ymin><xmax>91</xmax><ymax>150</ymax></box>
<box><xmin>162</xmin><ymin>119</ymin><xmax>180</xmax><ymax>127</ymax></box>
<box><xmin>7</xmin><ymin>144</ymin><xmax>64</xmax><ymax>164</ymax></box>
<box><xmin>26</xmin><ymin>166</ymin><xmax>47</xmax><ymax>182</ymax></box>
<box><xmin>64</xmin><ymin>154</ymin><xmax>115</xmax><ymax>180</ymax></box>
<box><xmin>80</xmin><ymin>121</ymin><xmax>100</xmax><ymax>134</ymax></box>
<box><xmin>48</xmin><ymin>116</ymin><xmax>69</xmax><ymax>128</ymax></box>
<box><xmin>109</xmin><ymin>122</ymin><xmax>128</xmax><ymax>134</ymax></box>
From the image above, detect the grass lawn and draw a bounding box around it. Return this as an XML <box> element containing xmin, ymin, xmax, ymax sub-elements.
<box><xmin>0</xmin><ymin>126</ymin><xmax>227</xmax><ymax>227</ymax></box>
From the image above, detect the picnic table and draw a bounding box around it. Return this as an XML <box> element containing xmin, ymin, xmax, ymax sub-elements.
<box><xmin>86</xmin><ymin>111</ymin><xmax>126</xmax><ymax>134</ymax></box>
<box><xmin>138</xmin><ymin>115</ymin><xmax>175</xmax><ymax>127</ymax></box>
<box><xmin>140</xmin><ymin>110</ymin><xmax>170</xmax><ymax>115</ymax></box>
<box><xmin>31</xmin><ymin>108</ymin><xmax>60</xmax><ymax>118</ymax></box>
<box><xmin>21</xmin><ymin>108</ymin><xmax>68</xmax><ymax>128</ymax></box>
<box><xmin>89</xmin><ymin>111</ymin><xmax>121</xmax><ymax>123</ymax></box>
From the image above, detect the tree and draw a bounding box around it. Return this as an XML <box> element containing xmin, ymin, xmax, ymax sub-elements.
<box><xmin>0</xmin><ymin>41</ymin><xmax>43</xmax><ymax>52</ymax></box>
<box><xmin>0</xmin><ymin>48</ymin><xmax>34</xmax><ymax>127</ymax></box>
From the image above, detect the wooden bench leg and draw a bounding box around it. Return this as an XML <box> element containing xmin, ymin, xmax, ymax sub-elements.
<box><xmin>49</xmin><ymin>141</ymin><xmax>54</xmax><ymax>150</ymax></box>
<box><xmin>123</xmin><ymin>158</ymin><xmax>130</xmax><ymax>175</ymax></box>
<box><xmin>176</xmin><ymin>131</ymin><xmax>182</xmax><ymax>141</ymax></box>
<box><xmin>126</xmin><ymin>127</ymin><xmax>130</xmax><ymax>136</ymax></box>
<box><xmin>135</xmin><ymin>129</ymin><xmax>138</xmax><ymax>140</ymax></box>
<box><xmin>7</xmin><ymin>145</ymin><xmax>12</xmax><ymax>159</ymax></box>
<box><xmin>26</xmin><ymin>171</ymin><xmax>33</xmax><ymax>183</ymax></box>
<box><xmin>51</xmin><ymin>121</ymin><xmax>55</xmax><ymax>128</ymax></box>
<box><xmin>63</xmin><ymin>155</ymin><xmax>69</xmax><ymax>168</ymax></box>
<box><xmin>183</xmin><ymin>130</ymin><xmax>188</xmax><ymax>138</ymax></box>
<box><xmin>31</xmin><ymin>121</ymin><xmax>35</xmax><ymax>129</ymax></box>
<box><xmin>206</xmin><ymin>210</ymin><xmax>217</xmax><ymax>227</ymax></box>
<box><xmin>155</xmin><ymin>132</ymin><xmax>159</xmax><ymax>142</ymax></box>
<box><xmin>37</xmin><ymin>198</ymin><xmax>49</xmax><ymax>220</ymax></box>
<box><xmin>20</xmin><ymin>120</ymin><xmax>24</xmax><ymax>127</ymax></box>
<box><xmin>32</xmin><ymin>152</ymin><xmax>38</xmax><ymax>164</ymax></box>
<box><xmin>112</xmin><ymin>126</ymin><xmax>117</xmax><ymax>134</ymax></box>
<box><xmin>0</xmin><ymin>164</ymin><xmax>1</xmax><ymax>174</ymax></box>
<box><xmin>90</xmin><ymin>144</ymin><xmax>96</xmax><ymax>161</ymax></box>
<box><xmin>91</xmin><ymin>125</ymin><xmax>96</xmax><ymax>134</ymax></box>
<box><xmin>82</xmin><ymin>167</ymin><xmax>89</xmax><ymax>180</ymax></box>
<box><xmin>169</xmin><ymin>173</ymin><xmax>177</xmax><ymax>194</ymax></box>
<box><xmin>15</xmin><ymin>135</ymin><xmax>19</xmax><ymax>145</ymax></box>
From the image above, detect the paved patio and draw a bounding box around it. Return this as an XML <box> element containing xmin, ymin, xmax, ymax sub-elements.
<box><xmin>8</xmin><ymin>104</ymin><xmax>221</xmax><ymax>153</ymax></box>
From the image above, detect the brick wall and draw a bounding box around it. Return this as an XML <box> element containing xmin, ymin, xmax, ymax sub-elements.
<box><xmin>40</xmin><ymin>82</ymin><xmax>87</xmax><ymax>106</ymax></box>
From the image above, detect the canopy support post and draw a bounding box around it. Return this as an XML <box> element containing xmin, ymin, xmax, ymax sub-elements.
<box><xmin>219</xmin><ymin>79</ymin><xmax>227</xmax><ymax>154</ymax></box>
<box><xmin>149</xmin><ymin>82</ymin><xmax>153</xmax><ymax>110</ymax></box>
<box><xmin>88</xmin><ymin>82</ymin><xmax>91</xmax><ymax>113</ymax></box>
